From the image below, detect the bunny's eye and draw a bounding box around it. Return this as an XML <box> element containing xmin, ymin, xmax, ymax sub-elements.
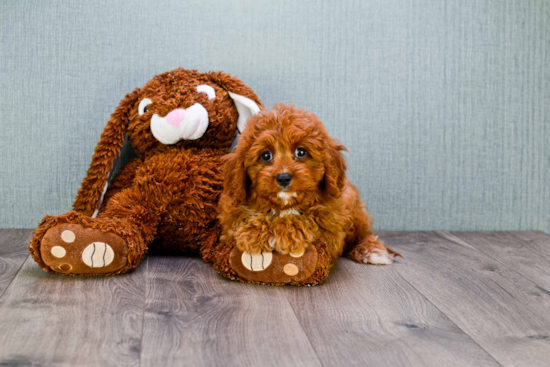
<box><xmin>196</xmin><ymin>84</ymin><xmax>216</xmax><ymax>100</ymax></box>
<box><xmin>138</xmin><ymin>98</ymin><xmax>152</xmax><ymax>116</ymax></box>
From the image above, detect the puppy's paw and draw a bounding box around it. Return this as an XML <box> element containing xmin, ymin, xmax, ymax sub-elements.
<box><xmin>269</xmin><ymin>234</ymin><xmax>310</xmax><ymax>256</ymax></box>
<box><xmin>363</xmin><ymin>248</ymin><xmax>395</xmax><ymax>265</ymax></box>
<box><xmin>270</xmin><ymin>216</ymin><xmax>317</xmax><ymax>254</ymax></box>
<box><xmin>347</xmin><ymin>235</ymin><xmax>402</xmax><ymax>265</ymax></box>
<box><xmin>234</xmin><ymin>216</ymin><xmax>273</xmax><ymax>254</ymax></box>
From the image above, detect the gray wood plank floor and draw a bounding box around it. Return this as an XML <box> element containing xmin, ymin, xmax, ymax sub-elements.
<box><xmin>0</xmin><ymin>229</ymin><xmax>549</xmax><ymax>367</ymax></box>
<box><xmin>0</xmin><ymin>229</ymin><xmax>31</xmax><ymax>297</ymax></box>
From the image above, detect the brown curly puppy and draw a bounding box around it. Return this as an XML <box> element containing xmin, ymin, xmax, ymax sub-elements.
<box><xmin>29</xmin><ymin>68</ymin><xmax>263</xmax><ymax>275</ymax></box>
<box><xmin>206</xmin><ymin>104</ymin><xmax>401</xmax><ymax>286</ymax></box>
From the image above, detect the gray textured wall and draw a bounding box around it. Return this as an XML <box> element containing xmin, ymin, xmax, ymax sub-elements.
<box><xmin>0</xmin><ymin>0</ymin><xmax>548</xmax><ymax>232</ymax></box>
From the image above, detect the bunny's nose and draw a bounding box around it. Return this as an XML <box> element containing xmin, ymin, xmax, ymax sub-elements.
<box><xmin>165</xmin><ymin>109</ymin><xmax>186</xmax><ymax>127</ymax></box>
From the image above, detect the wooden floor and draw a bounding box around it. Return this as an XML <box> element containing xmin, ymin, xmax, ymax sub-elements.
<box><xmin>0</xmin><ymin>230</ymin><xmax>549</xmax><ymax>366</ymax></box>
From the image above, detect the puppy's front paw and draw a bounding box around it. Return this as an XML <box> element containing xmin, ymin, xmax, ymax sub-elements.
<box><xmin>234</xmin><ymin>216</ymin><xmax>272</xmax><ymax>254</ymax></box>
<box><xmin>347</xmin><ymin>235</ymin><xmax>402</xmax><ymax>265</ymax></box>
<box><xmin>270</xmin><ymin>216</ymin><xmax>317</xmax><ymax>254</ymax></box>
<box><xmin>269</xmin><ymin>232</ymin><xmax>310</xmax><ymax>255</ymax></box>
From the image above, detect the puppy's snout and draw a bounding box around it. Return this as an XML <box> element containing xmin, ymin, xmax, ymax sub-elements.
<box><xmin>276</xmin><ymin>173</ymin><xmax>292</xmax><ymax>188</ymax></box>
<box><xmin>164</xmin><ymin>109</ymin><xmax>186</xmax><ymax>127</ymax></box>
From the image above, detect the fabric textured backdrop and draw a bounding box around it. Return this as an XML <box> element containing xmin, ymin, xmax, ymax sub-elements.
<box><xmin>1</xmin><ymin>0</ymin><xmax>548</xmax><ymax>232</ymax></box>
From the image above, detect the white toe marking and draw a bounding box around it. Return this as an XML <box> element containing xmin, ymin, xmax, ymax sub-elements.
<box><xmin>61</xmin><ymin>230</ymin><xmax>75</xmax><ymax>243</ymax></box>
<box><xmin>367</xmin><ymin>250</ymin><xmax>394</xmax><ymax>265</ymax></box>
<box><xmin>284</xmin><ymin>263</ymin><xmax>299</xmax><ymax>276</ymax></box>
<box><xmin>241</xmin><ymin>251</ymin><xmax>273</xmax><ymax>271</ymax></box>
<box><xmin>290</xmin><ymin>249</ymin><xmax>305</xmax><ymax>258</ymax></box>
<box><xmin>82</xmin><ymin>242</ymin><xmax>115</xmax><ymax>268</ymax></box>
<box><xmin>51</xmin><ymin>246</ymin><xmax>66</xmax><ymax>258</ymax></box>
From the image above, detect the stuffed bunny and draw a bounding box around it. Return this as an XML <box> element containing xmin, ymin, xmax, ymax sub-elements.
<box><xmin>29</xmin><ymin>68</ymin><xmax>263</xmax><ymax>275</ymax></box>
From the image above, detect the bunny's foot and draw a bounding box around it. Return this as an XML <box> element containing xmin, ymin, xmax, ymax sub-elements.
<box><xmin>29</xmin><ymin>212</ymin><xmax>146</xmax><ymax>275</ymax></box>
<box><xmin>203</xmin><ymin>239</ymin><xmax>331</xmax><ymax>286</ymax></box>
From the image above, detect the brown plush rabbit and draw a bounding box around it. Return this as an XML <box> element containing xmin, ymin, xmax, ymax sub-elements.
<box><xmin>29</xmin><ymin>68</ymin><xmax>263</xmax><ymax>275</ymax></box>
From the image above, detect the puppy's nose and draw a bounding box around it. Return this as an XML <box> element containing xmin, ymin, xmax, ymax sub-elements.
<box><xmin>164</xmin><ymin>109</ymin><xmax>186</xmax><ymax>127</ymax></box>
<box><xmin>276</xmin><ymin>173</ymin><xmax>292</xmax><ymax>187</ymax></box>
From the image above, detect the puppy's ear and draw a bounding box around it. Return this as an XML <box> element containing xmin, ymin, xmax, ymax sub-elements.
<box><xmin>73</xmin><ymin>88</ymin><xmax>140</xmax><ymax>217</ymax></box>
<box><xmin>208</xmin><ymin>72</ymin><xmax>264</xmax><ymax>132</ymax></box>
<box><xmin>323</xmin><ymin>139</ymin><xmax>348</xmax><ymax>198</ymax></box>
<box><xmin>222</xmin><ymin>151</ymin><xmax>248</xmax><ymax>205</ymax></box>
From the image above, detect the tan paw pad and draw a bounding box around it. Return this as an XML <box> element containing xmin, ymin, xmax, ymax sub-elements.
<box><xmin>289</xmin><ymin>249</ymin><xmax>305</xmax><ymax>258</ymax></box>
<box><xmin>50</xmin><ymin>246</ymin><xmax>66</xmax><ymax>258</ymax></box>
<box><xmin>82</xmin><ymin>242</ymin><xmax>115</xmax><ymax>268</ymax></box>
<box><xmin>283</xmin><ymin>263</ymin><xmax>299</xmax><ymax>276</ymax></box>
<box><xmin>61</xmin><ymin>230</ymin><xmax>75</xmax><ymax>243</ymax></box>
<box><xmin>241</xmin><ymin>251</ymin><xmax>273</xmax><ymax>271</ymax></box>
<box><xmin>59</xmin><ymin>263</ymin><xmax>72</xmax><ymax>272</ymax></box>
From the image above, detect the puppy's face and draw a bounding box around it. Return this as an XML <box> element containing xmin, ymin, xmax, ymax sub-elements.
<box><xmin>226</xmin><ymin>104</ymin><xmax>346</xmax><ymax>210</ymax></box>
<box><xmin>246</xmin><ymin>126</ymin><xmax>325</xmax><ymax>210</ymax></box>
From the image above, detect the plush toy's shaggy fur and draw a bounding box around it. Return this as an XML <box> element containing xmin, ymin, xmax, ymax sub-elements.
<box><xmin>205</xmin><ymin>104</ymin><xmax>401</xmax><ymax>286</ymax></box>
<box><xmin>29</xmin><ymin>68</ymin><xmax>263</xmax><ymax>275</ymax></box>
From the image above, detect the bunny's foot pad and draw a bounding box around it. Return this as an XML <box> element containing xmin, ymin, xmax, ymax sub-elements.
<box><xmin>40</xmin><ymin>223</ymin><xmax>128</xmax><ymax>275</ymax></box>
<box><xmin>229</xmin><ymin>246</ymin><xmax>318</xmax><ymax>284</ymax></box>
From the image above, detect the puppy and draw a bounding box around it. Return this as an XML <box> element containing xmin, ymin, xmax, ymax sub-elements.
<box><xmin>218</xmin><ymin>103</ymin><xmax>400</xmax><ymax>266</ymax></box>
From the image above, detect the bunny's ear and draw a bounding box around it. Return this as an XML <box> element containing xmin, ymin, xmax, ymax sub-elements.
<box><xmin>72</xmin><ymin>88</ymin><xmax>140</xmax><ymax>217</ymax></box>
<box><xmin>208</xmin><ymin>72</ymin><xmax>264</xmax><ymax>133</ymax></box>
<box><xmin>227</xmin><ymin>92</ymin><xmax>261</xmax><ymax>133</ymax></box>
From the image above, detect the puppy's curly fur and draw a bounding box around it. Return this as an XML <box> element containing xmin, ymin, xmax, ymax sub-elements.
<box><xmin>219</xmin><ymin>104</ymin><xmax>401</xmax><ymax>267</ymax></box>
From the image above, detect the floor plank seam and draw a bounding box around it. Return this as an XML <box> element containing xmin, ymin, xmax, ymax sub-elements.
<box><xmin>282</xmin><ymin>291</ymin><xmax>326</xmax><ymax>367</ymax></box>
<box><xmin>445</xmin><ymin>231</ymin><xmax>550</xmax><ymax>295</ymax></box>
<box><xmin>508</xmin><ymin>231</ymin><xmax>550</xmax><ymax>261</ymax></box>
<box><xmin>391</xmin><ymin>257</ymin><xmax>505</xmax><ymax>367</ymax></box>
<box><xmin>138</xmin><ymin>256</ymin><xmax>149</xmax><ymax>367</ymax></box>
<box><xmin>0</xmin><ymin>254</ymin><xmax>30</xmax><ymax>301</ymax></box>
<box><xmin>530</xmin><ymin>231</ymin><xmax>550</xmax><ymax>238</ymax></box>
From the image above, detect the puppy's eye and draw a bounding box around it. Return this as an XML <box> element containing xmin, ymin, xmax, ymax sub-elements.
<box><xmin>295</xmin><ymin>148</ymin><xmax>307</xmax><ymax>159</ymax></box>
<box><xmin>261</xmin><ymin>151</ymin><xmax>273</xmax><ymax>162</ymax></box>
<box><xmin>138</xmin><ymin>98</ymin><xmax>152</xmax><ymax>116</ymax></box>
